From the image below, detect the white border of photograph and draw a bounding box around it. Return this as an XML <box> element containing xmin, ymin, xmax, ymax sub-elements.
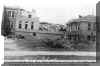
<box><xmin>0</xmin><ymin>0</ymin><xmax>98</xmax><ymax>64</ymax></box>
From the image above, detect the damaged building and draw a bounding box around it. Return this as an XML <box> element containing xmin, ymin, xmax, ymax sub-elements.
<box><xmin>65</xmin><ymin>15</ymin><xmax>96</xmax><ymax>42</ymax></box>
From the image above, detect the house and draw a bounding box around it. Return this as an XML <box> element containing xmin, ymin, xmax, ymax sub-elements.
<box><xmin>1</xmin><ymin>6</ymin><xmax>20</xmax><ymax>36</ymax></box>
<box><xmin>66</xmin><ymin>15</ymin><xmax>96</xmax><ymax>41</ymax></box>
<box><xmin>14</xmin><ymin>9</ymin><xmax>40</xmax><ymax>39</ymax></box>
<box><xmin>1</xmin><ymin>6</ymin><xmax>64</xmax><ymax>40</ymax></box>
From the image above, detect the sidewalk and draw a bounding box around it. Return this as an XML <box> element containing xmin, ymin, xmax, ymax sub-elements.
<box><xmin>5</xmin><ymin>51</ymin><xmax>96</xmax><ymax>56</ymax></box>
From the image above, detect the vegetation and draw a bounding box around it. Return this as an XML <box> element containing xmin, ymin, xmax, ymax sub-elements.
<box><xmin>42</xmin><ymin>38</ymin><xmax>65</xmax><ymax>48</ymax></box>
<box><xmin>42</xmin><ymin>38</ymin><xmax>93</xmax><ymax>51</ymax></box>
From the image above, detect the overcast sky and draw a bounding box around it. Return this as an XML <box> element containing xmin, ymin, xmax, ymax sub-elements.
<box><xmin>3</xmin><ymin>0</ymin><xmax>97</xmax><ymax>24</ymax></box>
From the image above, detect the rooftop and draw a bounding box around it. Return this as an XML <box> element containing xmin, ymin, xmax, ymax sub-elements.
<box><xmin>68</xmin><ymin>15</ymin><xmax>96</xmax><ymax>23</ymax></box>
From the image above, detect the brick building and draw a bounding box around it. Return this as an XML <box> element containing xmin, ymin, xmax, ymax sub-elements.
<box><xmin>66</xmin><ymin>15</ymin><xmax>96</xmax><ymax>42</ymax></box>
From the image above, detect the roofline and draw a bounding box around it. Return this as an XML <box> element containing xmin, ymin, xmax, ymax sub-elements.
<box><xmin>3</xmin><ymin>5</ymin><xmax>24</xmax><ymax>10</ymax></box>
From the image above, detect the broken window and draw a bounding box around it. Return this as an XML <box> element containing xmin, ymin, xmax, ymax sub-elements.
<box><xmin>88</xmin><ymin>23</ymin><xmax>91</xmax><ymax>30</ymax></box>
<box><xmin>8</xmin><ymin>11</ymin><xmax>11</xmax><ymax>17</ymax></box>
<box><xmin>28</xmin><ymin>14</ymin><xmax>32</xmax><ymax>18</ymax></box>
<box><xmin>31</xmin><ymin>22</ymin><xmax>34</xmax><ymax>30</ymax></box>
<box><xmin>12</xmin><ymin>11</ymin><xmax>15</xmax><ymax>18</ymax></box>
<box><xmin>11</xmin><ymin>23</ymin><xmax>13</xmax><ymax>28</ymax></box>
<box><xmin>19</xmin><ymin>24</ymin><xmax>22</xmax><ymax>29</ymax></box>
<box><xmin>87</xmin><ymin>35</ymin><xmax>90</xmax><ymax>40</ymax></box>
<box><xmin>25</xmin><ymin>24</ymin><xmax>28</xmax><ymax>29</ymax></box>
<box><xmin>19</xmin><ymin>21</ymin><xmax>22</xmax><ymax>29</ymax></box>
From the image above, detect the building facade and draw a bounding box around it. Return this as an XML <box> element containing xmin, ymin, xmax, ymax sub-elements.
<box><xmin>1</xmin><ymin>6</ymin><xmax>20</xmax><ymax>36</ymax></box>
<box><xmin>14</xmin><ymin>8</ymin><xmax>41</xmax><ymax>39</ymax></box>
<box><xmin>66</xmin><ymin>15</ymin><xmax>96</xmax><ymax>42</ymax></box>
<box><xmin>2</xmin><ymin>6</ymin><xmax>41</xmax><ymax>38</ymax></box>
<box><xmin>2</xmin><ymin>6</ymin><xmax>64</xmax><ymax>40</ymax></box>
<box><xmin>15</xmin><ymin>9</ymin><xmax>39</xmax><ymax>32</ymax></box>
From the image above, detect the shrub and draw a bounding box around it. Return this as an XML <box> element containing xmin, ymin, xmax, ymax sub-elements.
<box><xmin>70</xmin><ymin>40</ymin><xmax>91</xmax><ymax>50</ymax></box>
<box><xmin>42</xmin><ymin>38</ymin><xmax>65</xmax><ymax>48</ymax></box>
<box><xmin>42</xmin><ymin>38</ymin><xmax>73</xmax><ymax>49</ymax></box>
<box><xmin>42</xmin><ymin>38</ymin><xmax>91</xmax><ymax>51</ymax></box>
<box><xmin>16</xmin><ymin>35</ymin><xmax>25</xmax><ymax>39</ymax></box>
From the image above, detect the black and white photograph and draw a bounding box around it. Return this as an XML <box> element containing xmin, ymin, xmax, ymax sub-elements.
<box><xmin>0</xmin><ymin>0</ymin><xmax>97</xmax><ymax>64</ymax></box>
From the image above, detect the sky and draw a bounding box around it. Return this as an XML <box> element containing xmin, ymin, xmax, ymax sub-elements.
<box><xmin>1</xmin><ymin>0</ymin><xmax>98</xmax><ymax>24</ymax></box>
